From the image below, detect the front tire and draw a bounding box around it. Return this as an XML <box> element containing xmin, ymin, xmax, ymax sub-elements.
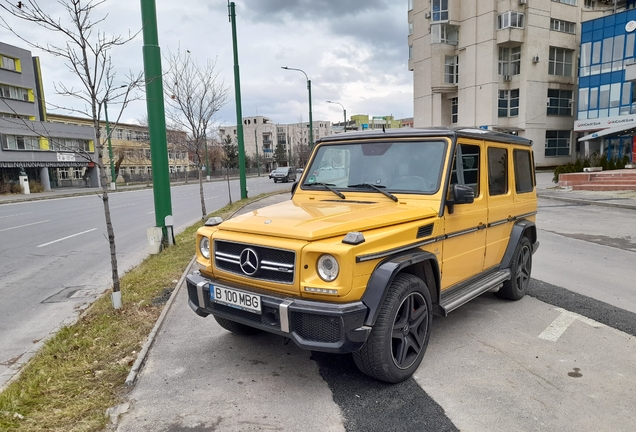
<box><xmin>353</xmin><ymin>273</ymin><xmax>432</xmax><ymax>383</ymax></box>
<box><xmin>496</xmin><ymin>236</ymin><xmax>532</xmax><ymax>300</ymax></box>
<box><xmin>213</xmin><ymin>316</ymin><xmax>262</xmax><ymax>335</ymax></box>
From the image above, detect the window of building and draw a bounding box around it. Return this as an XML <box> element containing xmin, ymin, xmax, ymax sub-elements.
<box><xmin>408</xmin><ymin>44</ymin><xmax>413</xmax><ymax>60</ymax></box>
<box><xmin>498</xmin><ymin>11</ymin><xmax>525</xmax><ymax>30</ymax></box>
<box><xmin>49</xmin><ymin>138</ymin><xmax>90</xmax><ymax>152</ymax></box>
<box><xmin>58</xmin><ymin>169</ymin><xmax>69</xmax><ymax>180</ymax></box>
<box><xmin>514</xmin><ymin>150</ymin><xmax>534</xmax><ymax>193</ymax></box>
<box><xmin>498</xmin><ymin>89</ymin><xmax>520</xmax><ymax>117</ymax></box>
<box><xmin>444</xmin><ymin>56</ymin><xmax>459</xmax><ymax>84</ymax></box>
<box><xmin>451</xmin><ymin>98</ymin><xmax>458</xmax><ymax>124</ymax></box>
<box><xmin>545</xmin><ymin>130</ymin><xmax>570</xmax><ymax>157</ymax></box>
<box><xmin>488</xmin><ymin>147</ymin><xmax>508</xmax><ymax>196</ymax></box>
<box><xmin>126</xmin><ymin>130</ymin><xmax>133</xmax><ymax>140</ymax></box>
<box><xmin>432</xmin><ymin>0</ymin><xmax>448</xmax><ymax>21</ymax></box>
<box><xmin>0</xmin><ymin>55</ymin><xmax>17</xmax><ymax>71</ymax></box>
<box><xmin>550</xmin><ymin>19</ymin><xmax>575</xmax><ymax>34</ymax></box>
<box><xmin>552</xmin><ymin>0</ymin><xmax>576</xmax><ymax>5</ymax></box>
<box><xmin>409</xmin><ymin>21</ymin><xmax>413</xmax><ymax>35</ymax></box>
<box><xmin>116</xmin><ymin>128</ymin><xmax>123</xmax><ymax>139</ymax></box>
<box><xmin>498</xmin><ymin>46</ymin><xmax>521</xmax><ymax>76</ymax></box>
<box><xmin>431</xmin><ymin>24</ymin><xmax>458</xmax><ymax>45</ymax></box>
<box><xmin>408</xmin><ymin>0</ymin><xmax>413</xmax><ymax>11</ymax></box>
<box><xmin>0</xmin><ymin>84</ymin><xmax>29</xmax><ymax>101</ymax></box>
<box><xmin>547</xmin><ymin>89</ymin><xmax>573</xmax><ymax>116</ymax></box>
<box><xmin>548</xmin><ymin>47</ymin><xmax>573</xmax><ymax>76</ymax></box>
<box><xmin>583</xmin><ymin>0</ymin><xmax>594</xmax><ymax>7</ymax></box>
<box><xmin>1</xmin><ymin>134</ymin><xmax>39</xmax><ymax>150</ymax></box>
<box><xmin>73</xmin><ymin>167</ymin><xmax>83</xmax><ymax>179</ymax></box>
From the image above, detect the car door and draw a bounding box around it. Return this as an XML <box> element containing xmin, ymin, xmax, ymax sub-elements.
<box><xmin>484</xmin><ymin>145</ymin><xmax>514</xmax><ymax>269</ymax></box>
<box><xmin>441</xmin><ymin>141</ymin><xmax>488</xmax><ymax>290</ymax></box>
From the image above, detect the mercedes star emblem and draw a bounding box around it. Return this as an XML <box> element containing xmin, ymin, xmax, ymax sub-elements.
<box><xmin>239</xmin><ymin>248</ymin><xmax>259</xmax><ymax>276</ymax></box>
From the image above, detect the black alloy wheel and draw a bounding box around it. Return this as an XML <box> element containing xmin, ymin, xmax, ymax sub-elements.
<box><xmin>496</xmin><ymin>236</ymin><xmax>532</xmax><ymax>300</ymax></box>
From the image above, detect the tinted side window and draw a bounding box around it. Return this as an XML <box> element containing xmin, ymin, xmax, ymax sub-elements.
<box><xmin>514</xmin><ymin>149</ymin><xmax>534</xmax><ymax>193</ymax></box>
<box><xmin>488</xmin><ymin>147</ymin><xmax>508</xmax><ymax>196</ymax></box>
<box><xmin>451</xmin><ymin>144</ymin><xmax>480</xmax><ymax>197</ymax></box>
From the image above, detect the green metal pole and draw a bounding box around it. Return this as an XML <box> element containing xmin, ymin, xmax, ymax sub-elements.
<box><xmin>254</xmin><ymin>128</ymin><xmax>260</xmax><ymax>176</ymax></box>
<box><xmin>140</xmin><ymin>0</ymin><xmax>172</xmax><ymax>231</ymax></box>
<box><xmin>308</xmin><ymin>79</ymin><xmax>314</xmax><ymax>149</ymax></box>
<box><xmin>229</xmin><ymin>2</ymin><xmax>247</xmax><ymax>199</ymax></box>
<box><xmin>104</xmin><ymin>100</ymin><xmax>116</xmax><ymax>190</ymax></box>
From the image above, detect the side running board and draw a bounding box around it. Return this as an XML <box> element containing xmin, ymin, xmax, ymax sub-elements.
<box><xmin>439</xmin><ymin>269</ymin><xmax>511</xmax><ymax>316</ymax></box>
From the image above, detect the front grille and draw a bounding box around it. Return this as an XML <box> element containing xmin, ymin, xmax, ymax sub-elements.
<box><xmin>214</xmin><ymin>240</ymin><xmax>296</xmax><ymax>284</ymax></box>
<box><xmin>291</xmin><ymin>312</ymin><xmax>341</xmax><ymax>343</ymax></box>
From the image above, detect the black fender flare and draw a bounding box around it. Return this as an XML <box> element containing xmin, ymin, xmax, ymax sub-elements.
<box><xmin>499</xmin><ymin>219</ymin><xmax>537</xmax><ymax>270</ymax></box>
<box><xmin>361</xmin><ymin>250</ymin><xmax>440</xmax><ymax>327</ymax></box>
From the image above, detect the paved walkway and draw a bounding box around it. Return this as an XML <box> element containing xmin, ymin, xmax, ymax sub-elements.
<box><xmin>3</xmin><ymin>171</ymin><xmax>636</xmax><ymax>210</ymax></box>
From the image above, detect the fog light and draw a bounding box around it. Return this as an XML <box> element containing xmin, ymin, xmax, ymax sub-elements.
<box><xmin>304</xmin><ymin>287</ymin><xmax>339</xmax><ymax>295</ymax></box>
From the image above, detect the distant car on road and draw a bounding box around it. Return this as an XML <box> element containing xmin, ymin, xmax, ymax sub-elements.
<box><xmin>270</xmin><ymin>166</ymin><xmax>297</xmax><ymax>183</ymax></box>
<box><xmin>296</xmin><ymin>168</ymin><xmax>304</xmax><ymax>174</ymax></box>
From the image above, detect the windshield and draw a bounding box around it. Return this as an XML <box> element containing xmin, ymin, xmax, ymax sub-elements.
<box><xmin>302</xmin><ymin>140</ymin><xmax>447</xmax><ymax>194</ymax></box>
<box><xmin>274</xmin><ymin>167</ymin><xmax>289</xmax><ymax>173</ymax></box>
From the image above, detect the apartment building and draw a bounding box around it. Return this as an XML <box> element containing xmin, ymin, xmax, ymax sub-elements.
<box><xmin>0</xmin><ymin>42</ymin><xmax>96</xmax><ymax>189</ymax></box>
<box><xmin>219</xmin><ymin>116</ymin><xmax>332</xmax><ymax>170</ymax></box>
<box><xmin>408</xmin><ymin>0</ymin><xmax>635</xmax><ymax>167</ymax></box>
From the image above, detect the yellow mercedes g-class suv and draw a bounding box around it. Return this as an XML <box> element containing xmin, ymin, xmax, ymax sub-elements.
<box><xmin>186</xmin><ymin>127</ymin><xmax>538</xmax><ymax>383</ymax></box>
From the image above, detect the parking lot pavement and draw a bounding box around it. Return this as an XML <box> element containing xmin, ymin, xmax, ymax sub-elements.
<box><xmin>115</xmin><ymin>280</ymin><xmax>344</xmax><ymax>432</ymax></box>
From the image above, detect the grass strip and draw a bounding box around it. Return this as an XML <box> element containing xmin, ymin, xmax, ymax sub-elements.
<box><xmin>0</xmin><ymin>193</ymin><xmax>281</xmax><ymax>432</ymax></box>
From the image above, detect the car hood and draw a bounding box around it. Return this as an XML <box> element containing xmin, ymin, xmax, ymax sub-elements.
<box><xmin>218</xmin><ymin>199</ymin><xmax>438</xmax><ymax>241</ymax></box>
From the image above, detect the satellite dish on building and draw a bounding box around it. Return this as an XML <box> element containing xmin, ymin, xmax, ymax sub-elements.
<box><xmin>626</xmin><ymin>21</ymin><xmax>636</xmax><ymax>32</ymax></box>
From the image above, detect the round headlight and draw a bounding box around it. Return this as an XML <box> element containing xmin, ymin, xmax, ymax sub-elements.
<box><xmin>199</xmin><ymin>237</ymin><xmax>210</xmax><ymax>259</ymax></box>
<box><xmin>317</xmin><ymin>254</ymin><xmax>339</xmax><ymax>282</ymax></box>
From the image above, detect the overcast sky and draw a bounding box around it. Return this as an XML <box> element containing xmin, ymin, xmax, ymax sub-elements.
<box><xmin>0</xmin><ymin>0</ymin><xmax>413</xmax><ymax>128</ymax></box>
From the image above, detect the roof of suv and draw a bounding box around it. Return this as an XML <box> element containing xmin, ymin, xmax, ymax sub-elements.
<box><xmin>317</xmin><ymin>127</ymin><xmax>533</xmax><ymax>147</ymax></box>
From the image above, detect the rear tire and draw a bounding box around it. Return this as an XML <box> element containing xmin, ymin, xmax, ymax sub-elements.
<box><xmin>213</xmin><ymin>316</ymin><xmax>262</xmax><ymax>335</ymax></box>
<box><xmin>496</xmin><ymin>236</ymin><xmax>532</xmax><ymax>300</ymax></box>
<box><xmin>353</xmin><ymin>273</ymin><xmax>432</xmax><ymax>383</ymax></box>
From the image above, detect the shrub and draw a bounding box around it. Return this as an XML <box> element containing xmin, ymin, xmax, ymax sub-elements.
<box><xmin>607</xmin><ymin>157</ymin><xmax>616</xmax><ymax>170</ymax></box>
<box><xmin>599</xmin><ymin>154</ymin><xmax>609</xmax><ymax>170</ymax></box>
<box><xmin>29</xmin><ymin>180</ymin><xmax>44</xmax><ymax>193</ymax></box>
<box><xmin>573</xmin><ymin>158</ymin><xmax>583</xmax><ymax>172</ymax></box>
<box><xmin>10</xmin><ymin>183</ymin><xmax>22</xmax><ymax>194</ymax></box>
<box><xmin>0</xmin><ymin>181</ymin><xmax>10</xmax><ymax>195</ymax></box>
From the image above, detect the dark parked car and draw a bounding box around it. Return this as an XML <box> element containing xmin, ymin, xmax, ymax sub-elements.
<box><xmin>271</xmin><ymin>167</ymin><xmax>297</xmax><ymax>183</ymax></box>
<box><xmin>269</xmin><ymin>170</ymin><xmax>276</xmax><ymax>179</ymax></box>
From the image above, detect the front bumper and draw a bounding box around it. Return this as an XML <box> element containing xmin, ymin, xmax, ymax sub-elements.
<box><xmin>186</xmin><ymin>272</ymin><xmax>370</xmax><ymax>353</ymax></box>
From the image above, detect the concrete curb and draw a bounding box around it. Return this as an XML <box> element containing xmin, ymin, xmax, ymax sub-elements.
<box><xmin>537</xmin><ymin>191</ymin><xmax>636</xmax><ymax>210</ymax></box>
<box><xmin>123</xmin><ymin>191</ymin><xmax>287</xmax><ymax>387</ymax></box>
<box><xmin>124</xmin><ymin>256</ymin><xmax>195</xmax><ymax>386</ymax></box>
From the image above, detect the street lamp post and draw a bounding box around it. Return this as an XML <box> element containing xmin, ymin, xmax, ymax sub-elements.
<box><xmin>327</xmin><ymin>100</ymin><xmax>347</xmax><ymax>133</ymax></box>
<box><xmin>282</xmin><ymin>66</ymin><xmax>313</xmax><ymax>148</ymax></box>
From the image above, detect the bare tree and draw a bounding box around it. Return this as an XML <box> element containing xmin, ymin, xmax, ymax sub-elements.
<box><xmin>164</xmin><ymin>48</ymin><xmax>229</xmax><ymax>219</ymax></box>
<box><xmin>0</xmin><ymin>0</ymin><xmax>143</xmax><ymax>308</ymax></box>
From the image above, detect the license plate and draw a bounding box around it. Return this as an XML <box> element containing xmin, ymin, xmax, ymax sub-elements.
<box><xmin>210</xmin><ymin>284</ymin><xmax>261</xmax><ymax>314</ymax></box>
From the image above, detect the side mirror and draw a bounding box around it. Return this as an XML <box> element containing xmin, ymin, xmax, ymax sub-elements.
<box><xmin>446</xmin><ymin>184</ymin><xmax>475</xmax><ymax>214</ymax></box>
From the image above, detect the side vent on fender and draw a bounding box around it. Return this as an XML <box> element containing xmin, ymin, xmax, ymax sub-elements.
<box><xmin>417</xmin><ymin>223</ymin><xmax>434</xmax><ymax>239</ymax></box>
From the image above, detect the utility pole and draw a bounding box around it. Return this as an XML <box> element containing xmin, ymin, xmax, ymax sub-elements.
<box><xmin>140</xmin><ymin>0</ymin><xmax>174</xmax><ymax>243</ymax></box>
<box><xmin>228</xmin><ymin>1</ymin><xmax>248</xmax><ymax>199</ymax></box>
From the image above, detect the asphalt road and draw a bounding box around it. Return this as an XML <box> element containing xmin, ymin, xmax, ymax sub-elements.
<box><xmin>0</xmin><ymin>175</ymin><xmax>292</xmax><ymax>388</ymax></box>
<box><xmin>114</xmin><ymin>192</ymin><xmax>636</xmax><ymax>432</ymax></box>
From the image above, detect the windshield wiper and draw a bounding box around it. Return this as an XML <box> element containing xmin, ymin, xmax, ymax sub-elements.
<box><xmin>304</xmin><ymin>182</ymin><xmax>346</xmax><ymax>199</ymax></box>
<box><xmin>347</xmin><ymin>183</ymin><xmax>398</xmax><ymax>202</ymax></box>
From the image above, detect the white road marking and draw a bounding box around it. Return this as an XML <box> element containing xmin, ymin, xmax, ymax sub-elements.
<box><xmin>204</xmin><ymin>196</ymin><xmax>219</xmax><ymax>201</ymax></box>
<box><xmin>147</xmin><ymin>211</ymin><xmax>155</xmax><ymax>214</ymax></box>
<box><xmin>538</xmin><ymin>312</ymin><xmax>577</xmax><ymax>342</ymax></box>
<box><xmin>538</xmin><ymin>307</ymin><xmax>612</xmax><ymax>342</ymax></box>
<box><xmin>0</xmin><ymin>220</ymin><xmax>50</xmax><ymax>232</ymax></box>
<box><xmin>37</xmin><ymin>228</ymin><xmax>97</xmax><ymax>248</ymax></box>
<box><xmin>0</xmin><ymin>212</ymin><xmax>33</xmax><ymax>219</ymax></box>
<box><xmin>110</xmin><ymin>204</ymin><xmax>136</xmax><ymax>209</ymax></box>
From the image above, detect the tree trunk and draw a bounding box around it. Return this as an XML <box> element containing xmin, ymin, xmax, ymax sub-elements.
<box><xmin>199</xmin><ymin>168</ymin><xmax>206</xmax><ymax>219</ymax></box>
<box><xmin>96</xmin><ymin>142</ymin><xmax>120</xmax><ymax>296</ymax></box>
<box><xmin>226</xmin><ymin>167</ymin><xmax>232</xmax><ymax>205</ymax></box>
